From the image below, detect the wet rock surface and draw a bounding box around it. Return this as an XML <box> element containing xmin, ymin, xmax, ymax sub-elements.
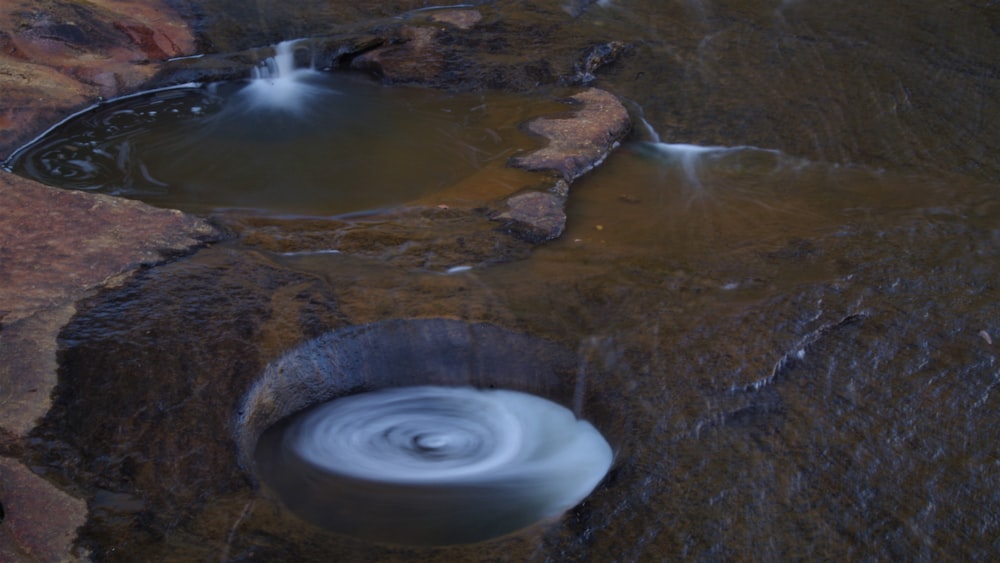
<box><xmin>0</xmin><ymin>0</ymin><xmax>998</xmax><ymax>561</ymax></box>
<box><xmin>510</xmin><ymin>88</ymin><xmax>631</xmax><ymax>181</ymax></box>
<box><xmin>0</xmin><ymin>174</ymin><xmax>217</xmax><ymax>326</ymax></box>
<box><xmin>0</xmin><ymin>456</ymin><xmax>87</xmax><ymax>562</ymax></box>
<box><xmin>490</xmin><ymin>190</ymin><xmax>568</xmax><ymax>242</ymax></box>
<box><xmin>228</xmin><ymin>208</ymin><xmax>536</xmax><ymax>271</ymax></box>
<box><xmin>0</xmin><ymin>171</ymin><xmax>217</xmax><ymax>437</ymax></box>
<box><xmin>0</xmin><ymin>171</ymin><xmax>215</xmax><ymax>558</ymax></box>
<box><xmin>492</xmin><ymin>88</ymin><xmax>631</xmax><ymax>241</ymax></box>
<box><xmin>0</xmin><ymin>0</ymin><xmax>195</xmax><ymax>156</ymax></box>
<box><xmin>28</xmin><ymin>180</ymin><xmax>999</xmax><ymax>559</ymax></box>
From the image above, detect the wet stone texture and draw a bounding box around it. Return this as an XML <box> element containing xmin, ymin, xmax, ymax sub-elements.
<box><xmin>25</xmin><ymin>247</ymin><xmax>625</xmax><ymax>560</ymax></box>
<box><xmin>0</xmin><ymin>0</ymin><xmax>195</xmax><ymax>156</ymax></box>
<box><xmin>509</xmin><ymin>89</ymin><xmax>632</xmax><ymax>182</ymax></box>
<box><xmin>27</xmin><ymin>249</ymin><xmax>349</xmax><ymax>557</ymax></box>
<box><xmin>0</xmin><ymin>170</ymin><xmax>216</xmax><ymax>560</ymax></box>
<box><xmin>1</xmin><ymin>0</ymin><xmax>998</xmax><ymax>561</ymax></box>
<box><xmin>492</xmin><ymin>87</ymin><xmax>632</xmax><ymax>241</ymax></box>
<box><xmin>0</xmin><ymin>174</ymin><xmax>216</xmax><ymax>326</ymax></box>
<box><xmin>229</xmin><ymin>209</ymin><xmax>537</xmax><ymax>271</ymax></box>
<box><xmin>1</xmin><ymin>171</ymin><xmax>217</xmax><ymax>441</ymax></box>
<box><xmin>0</xmin><ymin>457</ymin><xmax>88</xmax><ymax>562</ymax></box>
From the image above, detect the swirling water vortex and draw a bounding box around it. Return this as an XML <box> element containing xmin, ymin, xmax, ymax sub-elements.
<box><xmin>254</xmin><ymin>385</ymin><xmax>613</xmax><ymax>545</ymax></box>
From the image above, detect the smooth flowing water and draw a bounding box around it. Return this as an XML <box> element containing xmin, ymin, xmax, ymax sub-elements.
<box><xmin>12</xmin><ymin>0</ymin><xmax>999</xmax><ymax>560</ymax></box>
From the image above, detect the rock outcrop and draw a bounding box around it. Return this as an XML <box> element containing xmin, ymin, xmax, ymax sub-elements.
<box><xmin>0</xmin><ymin>0</ymin><xmax>195</xmax><ymax>157</ymax></box>
<box><xmin>493</xmin><ymin>88</ymin><xmax>631</xmax><ymax>242</ymax></box>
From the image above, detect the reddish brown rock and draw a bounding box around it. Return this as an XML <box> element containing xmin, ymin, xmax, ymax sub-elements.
<box><xmin>350</xmin><ymin>25</ymin><xmax>445</xmax><ymax>83</ymax></box>
<box><xmin>0</xmin><ymin>173</ymin><xmax>217</xmax><ymax>326</ymax></box>
<box><xmin>0</xmin><ymin>456</ymin><xmax>87</xmax><ymax>562</ymax></box>
<box><xmin>0</xmin><ymin>172</ymin><xmax>218</xmax><ymax>437</ymax></box>
<box><xmin>0</xmin><ymin>0</ymin><xmax>195</xmax><ymax>156</ymax></box>
<box><xmin>0</xmin><ymin>305</ymin><xmax>77</xmax><ymax>440</ymax></box>
<box><xmin>509</xmin><ymin>88</ymin><xmax>631</xmax><ymax>181</ymax></box>
<box><xmin>490</xmin><ymin>190</ymin><xmax>568</xmax><ymax>243</ymax></box>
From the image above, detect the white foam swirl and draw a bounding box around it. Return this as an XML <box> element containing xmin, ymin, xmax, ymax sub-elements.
<box><xmin>287</xmin><ymin>387</ymin><xmax>526</xmax><ymax>482</ymax></box>
<box><xmin>259</xmin><ymin>385</ymin><xmax>613</xmax><ymax>544</ymax></box>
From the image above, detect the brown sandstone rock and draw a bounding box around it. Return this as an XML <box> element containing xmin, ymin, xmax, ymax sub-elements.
<box><xmin>0</xmin><ymin>173</ymin><xmax>217</xmax><ymax>326</ymax></box>
<box><xmin>493</xmin><ymin>88</ymin><xmax>630</xmax><ymax>241</ymax></box>
<box><xmin>490</xmin><ymin>190</ymin><xmax>568</xmax><ymax>243</ymax></box>
<box><xmin>350</xmin><ymin>25</ymin><xmax>445</xmax><ymax>83</ymax></box>
<box><xmin>509</xmin><ymin>88</ymin><xmax>632</xmax><ymax>181</ymax></box>
<box><xmin>0</xmin><ymin>0</ymin><xmax>195</xmax><ymax>157</ymax></box>
<box><xmin>0</xmin><ymin>172</ymin><xmax>219</xmax><ymax>439</ymax></box>
<box><xmin>0</xmin><ymin>456</ymin><xmax>87</xmax><ymax>562</ymax></box>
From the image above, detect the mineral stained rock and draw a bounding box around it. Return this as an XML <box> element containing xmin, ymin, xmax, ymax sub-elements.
<box><xmin>0</xmin><ymin>171</ymin><xmax>218</xmax><ymax>438</ymax></box>
<box><xmin>0</xmin><ymin>0</ymin><xmax>195</xmax><ymax>156</ymax></box>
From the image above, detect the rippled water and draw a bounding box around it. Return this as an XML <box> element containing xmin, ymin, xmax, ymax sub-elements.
<box><xmin>15</xmin><ymin>0</ymin><xmax>999</xmax><ymax>560</ymax></box>
<box><xmin>5</xmin><ymin>65</ymin><xmax>537</xmax><ymax>216</ymax></box>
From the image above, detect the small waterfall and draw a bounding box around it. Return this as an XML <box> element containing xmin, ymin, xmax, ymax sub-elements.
<box><xmin>250</xmin><ymin>40</ymin><xmax>299</xmax><ymax>82</ymax></box>
<box><xmin>241</xmin><ymin>40</ymin><xmax>326</xmax><ymax>112</ymax></box>
<box><xmin>634</xmin><ymin>109</ymin><xmax>661</xmax><ymax>143</ymax></box>
<box><xmin>635</xmin><ymin>109</ymin><xmax>786</xmax><ymax>186</ymax></box>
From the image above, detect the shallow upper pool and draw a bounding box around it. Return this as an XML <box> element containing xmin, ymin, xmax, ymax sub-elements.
<box><xmin>4</xmin><ymin>58</ymin><xmax>530</xmax><ymax>217</ymax></box>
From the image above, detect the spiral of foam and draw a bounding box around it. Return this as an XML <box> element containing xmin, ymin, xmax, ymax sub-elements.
<box><xmin>287</xmin><ymin>387</ymin><xmax>526</xmax><ymax>482</ymax></box>
<box><xmin>256</xmin><ymin>385</ymin><xmax>613</xmax><ymax>545</ymax></box>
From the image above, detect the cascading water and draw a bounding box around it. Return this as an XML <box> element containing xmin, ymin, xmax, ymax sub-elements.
<box><xmin>8</xmin><ymin>0</ymin><xmax>998</xmax><ymax>559</ymax></box>
<box><xmin>242</xmin><ymin>40</ymin><xmax>325</xmax><ymax>112</ymax></box>
<box><xmin>254</xmin><ymin>386</ymin><xmax>613</xmax><ymax>545</ymax></box>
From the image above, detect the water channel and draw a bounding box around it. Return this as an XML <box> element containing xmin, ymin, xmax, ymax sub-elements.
<box><xmin>8</xmin><ymin>0</ymin><xmax>999</xmax><ymax>560</ymax></box>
